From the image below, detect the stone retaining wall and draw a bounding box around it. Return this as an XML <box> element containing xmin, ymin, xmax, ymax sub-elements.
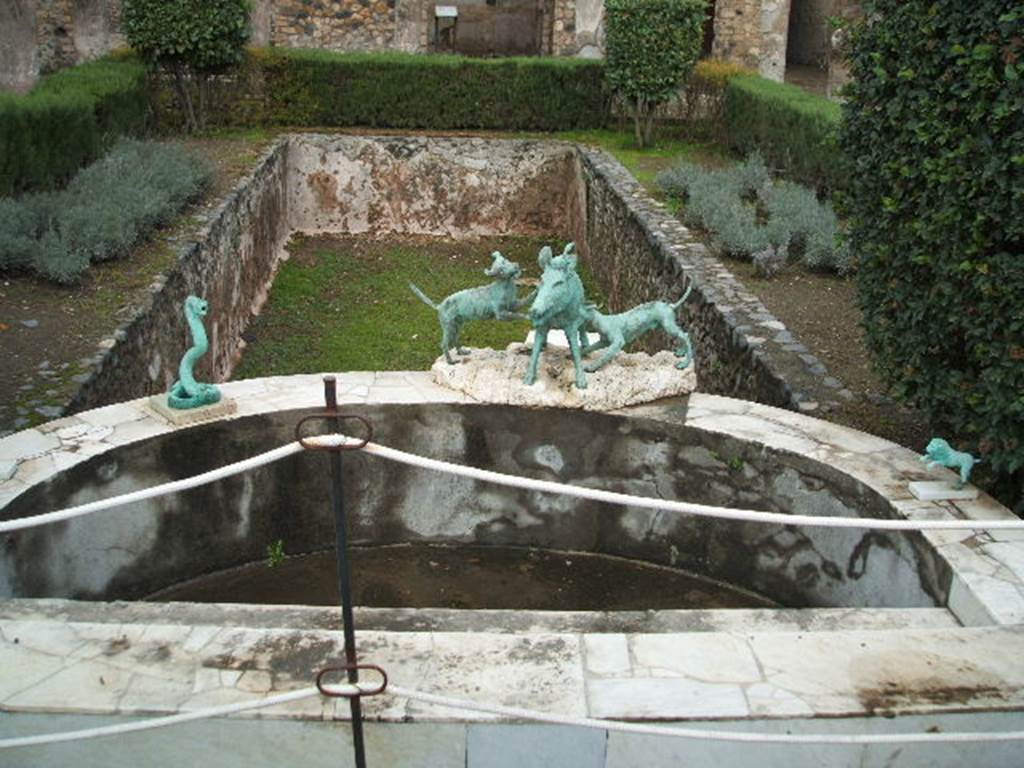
<box><xmin>67</xmin><ymin>139</ymin><xmax>292</xmax><ymax>412</ymax></box>
<box><xmin>271</xmin><ymin>0</ymin><xmax>402</xmax><ymax>52</ymax></box>
<box><xmin>288</xmin><ymin>134</ymin><xmax>579</xmax><ymax>238</ymax></box>
<box><xmin>62</xmin><ymin>135</ymin><xmax>844</xmax><ymax>423</ymax></box>
<box><xmin>572</xmin><ymin>146</ymin><xmax>845</xmax><ymax>415</ymax></box>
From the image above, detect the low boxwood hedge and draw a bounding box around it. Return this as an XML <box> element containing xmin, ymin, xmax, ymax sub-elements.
<box><xmin>0</xmin><ymin>57</ymin><xmax>147</xmax><ymax>197</ymax></box>
<box><xmin>165</xmin><ymin>48</ymin><xmax>609</xmax><ymax>132</ymax></box>
<box><xmin>723</xmin><ymin>74</ymin><xmax>841</xmax><ymax>190</ymax></box>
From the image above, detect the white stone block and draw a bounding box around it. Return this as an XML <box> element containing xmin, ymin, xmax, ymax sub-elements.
<box><xmin>146</xmin><ymin>396</ymin><xmax>238</xmax><ymax>426</ymax></box>
<box><xmin>909</xmin><ymin>480</ymin><xmax>979</xmax><ymax>501</ymax></box>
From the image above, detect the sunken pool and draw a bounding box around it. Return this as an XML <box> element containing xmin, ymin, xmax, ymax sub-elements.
<box><xmin>3</xmin><ymin>377</ymin><xmax>1024</xmax><ymax>768</ymax></box>
<box><xmin>0</xmin><ymin>393</ymin><xmax>956</xmax><ymax>611</ymax></box>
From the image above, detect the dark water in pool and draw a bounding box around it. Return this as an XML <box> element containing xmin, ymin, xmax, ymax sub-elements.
<box><xmin>150</xmin><ymin>544</ymin><xmax>776</xmax><ymax>610</ymax></box>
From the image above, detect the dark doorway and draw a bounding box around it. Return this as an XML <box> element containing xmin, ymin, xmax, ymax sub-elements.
<box><xmin>701</xmin><ymin>0</ymin><xmax>717</xmax><ymax>58</ymax></box>
<box><xmin>785</xmin><ymin>0</ymin><xmax>830</xmax><ymax>95</ymax></box>
<box><xmin>440</xmin><ymin>0</ymin><xmax>541</xmax><ymax>57</ymax></box>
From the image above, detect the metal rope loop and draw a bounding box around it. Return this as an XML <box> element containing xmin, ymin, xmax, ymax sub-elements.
<box><xmin>316</xmin><ymin>664</ymin><xmax>389</xmax><ymax>698</ymax></box>
<box><xmin>294</xmin><ymin>413</ymin><xmax>373</xmax><ymax>452</ymax></box>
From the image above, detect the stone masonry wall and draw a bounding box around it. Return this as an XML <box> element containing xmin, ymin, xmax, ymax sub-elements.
<box><xmin>571</xmin><ymin>146</ymin><xmax>847</xmax><ymax>415</ymax></box>
<box><xmin>67</xmin><ymin>140</ymin><xmax>293</xmax><ymax>412</ymax></box>
<box><xmin>271</xmin><ymin>0</ymin><xmax>400</xmax><ymax>52</ymax></box>
<box><xmin>712</xmin><ymin>0</ymin><xmax>791</xmax><ymax>81</ymax></box>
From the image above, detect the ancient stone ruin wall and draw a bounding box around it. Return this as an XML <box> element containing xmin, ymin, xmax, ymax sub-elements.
<box><xmin>712</xmin><ymin>0</ymin><xmax>791</xmax><ymax>81</ymax></box>
<box><xmin>572</xmin><ymin>146</ymin><xmax>846</xmax><ymax>415</ymax></box>
<box><xmin>287</xmin><ymin>134</ymin><xmax>579</xmax><ymax>238</ymax></box>
<box><xmin>270</xmin><ymin>0</ymin><xmax>408</xmax><ymax>53</ymax></box>
<box><xmin>0</xmin><ymin>0</ymin><xmax>125</xmax><ymax>92</ymax></box>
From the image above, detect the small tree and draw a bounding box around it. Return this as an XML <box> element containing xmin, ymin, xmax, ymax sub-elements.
<box><xmin>605</xmin><ymin>0</ymin><xmax>705</xmax><ymax>147</ymax></box>
<box><xmin>123</xmin><ymin>0</ymin><xmax>250</xmax><ymax>133</ymax></box>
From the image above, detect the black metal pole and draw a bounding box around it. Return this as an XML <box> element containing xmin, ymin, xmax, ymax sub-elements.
<box><xmin>323</xmin><ymin>375</ymin><xmax>367</xmax><ymax>768</ymax></box>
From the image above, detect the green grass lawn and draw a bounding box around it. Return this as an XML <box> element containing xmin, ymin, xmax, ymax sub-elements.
<box><xmin>553</xmin><ymin>128</ymin><xmax>732</xmax><ymax>191</ymax></box>
<box><xmin>235</xmin><ymin>234</ymin><xmax>607</xmax><ymax>377</ymax></box>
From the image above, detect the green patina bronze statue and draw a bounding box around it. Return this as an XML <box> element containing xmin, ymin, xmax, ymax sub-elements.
<box><xmin>580</xmin><ymin>280</ymin><xmax>694</xmax><ymax>373</ymax></box>
<box><xmin>523</xmin><ymin>243</ymin><xmax>696</xmax><ymax>389</ymax></box>
<box><xmin>168</xmin><ymin>295</ymin><xmax>222</xmax><ymax>410</ymax></box>
<box><xmin>921</xmin><ymin>438</ymin><xmax>980</xmax><ymax>489</ymax></box>
<box><xmin>410</xmin><ymin>251</ymin><xmax>534</xmax><ymax>364</ymax></box>
<box><xmin>525</xmin><ymin>242</ymin><xmax>590</xmax><ymax>389</ymax></box>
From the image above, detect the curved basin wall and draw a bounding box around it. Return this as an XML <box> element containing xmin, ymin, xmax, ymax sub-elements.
<box><xmin>0</xmin><ymin>404</ymin><xmax>948</xmax><ymax>608</ymax></box>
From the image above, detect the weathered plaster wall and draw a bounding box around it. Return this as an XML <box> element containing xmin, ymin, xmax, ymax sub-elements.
<box><xmin>573</xmin><ymin>0</ymin><xmax>603</xmax><ymax>57</ymax></box>
<box><xmin>0</xmin><ymin>403</ymin><xmax>948</xmax><ymax>609</ymax></box>
<box><xmin>572</xmin><ymin>146</ymin><xmax>848</xmax><ymax>416</ymax></box>
<box><xmin>0</xmin><ymin>0</ymin><xmax>124</xmax><ymax>92</ymax></box>
<box><xmin>288</xmin><ymin>135</ymin><xmax>580</xmax><ymax>238</ymax></box>
<box><xmin>67</xmin><ymin>140</ymin><xmax>292</xmax><ymax>412</ymax></box>
<box><xmin>712</xmin><ymin>0</ymin><xmax>791</xmax><ymax>81</ymax></box>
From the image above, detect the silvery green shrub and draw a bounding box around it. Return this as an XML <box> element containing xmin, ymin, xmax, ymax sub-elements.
<box><xmin>657</xmin><ymin>154</ymin><xmax>850</xmax><ymax>275</ymax></box>
<box><xmin>0</xmin><ymin>140</ymin><xmax>210</xmax><ymax>284</ymax></box>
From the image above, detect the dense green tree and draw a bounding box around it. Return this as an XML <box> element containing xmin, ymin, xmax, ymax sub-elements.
<box><xmin>123</xmin><ymin>0</ymin><xmax>250</xmax><ymax>132</ymax></box>
<box><xmin>605</xmin><ymin>0</ymin><xmax>705</xmax><ymax>147</ymax></box>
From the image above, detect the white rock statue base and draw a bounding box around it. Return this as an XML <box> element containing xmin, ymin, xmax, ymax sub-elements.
<box><xmin>431</xmin><ymin>344</ymin><xmax>696</xmax><ymax>411</ymax></box>
<box><xmin>147</xmin><ymin>395</ymin><xmax>237</xmax><ymax>426</ymax></box>
<box><xmin>909</xmin><ymin>480</ymin><xmax>980</xmax><ymax>502</ymax></box>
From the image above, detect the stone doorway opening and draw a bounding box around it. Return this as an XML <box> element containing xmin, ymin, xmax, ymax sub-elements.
<box><xmin>784</xmin><ymin>0</ymin><xmax>830</xmax><ymax>95</ymax></box>
<box><xmin>435</xmin><ymin>0</ymin><xmax>542</xmax><ymax>57</ymax></box>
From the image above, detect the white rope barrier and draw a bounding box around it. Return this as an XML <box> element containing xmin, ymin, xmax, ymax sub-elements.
<box><xmin>353</xmin><ymin>436</ymin><xmax>1024</xmax><ymax>532</ymax></box>
<box><xmin>387</xmin><ymin>684</ymin><xmax>1024</xmax><ymax>745</ymax></box>
<box><xmin>3</xmin><ymin>433</ymin><xmax>1023</xmax><ymax>534</ymax></box>
<box><xmin>3</xmin><ymin>681</ymin><xmax>1024</xmax><ymax>750</ymax></box>
<box><xmin>0</xmin><ymin>442</ymin><xmax>304</xmax><ymax>534</ymax></box>
<box><xmin>0</xmin><ymin>687</ymin><xmax>319</xmax><ymax>749</ymax></box>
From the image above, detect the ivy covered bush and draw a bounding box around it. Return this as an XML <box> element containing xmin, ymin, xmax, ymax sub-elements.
<box><xmin>0</xmin><ymin>141</ymin><xmax>210</xmax><ymax>284</ymax></box>
<box><xmin>124</xmin><ymin>0</ymin><xmax>250</xmax><ymax>132</ymax></box>
<box><xmin>658</xmin><ymin>154</ymin><xmax>852</xmax><ymax>275</ymax></box>
<box><xmin>605</xmin><ymin>0</ymin><xmax>705</xmax><ymax>147</ymax></box>
<box><xmin>840</xmin><ymin>1</ymin><xmax>1024</xmax><ymax>501</ymax></box>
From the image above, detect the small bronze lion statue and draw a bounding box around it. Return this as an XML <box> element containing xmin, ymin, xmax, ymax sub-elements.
<box><xmin>920</xmin><ymin>438</ymin><xmax>980</xmax><ymax>489</ymax></box>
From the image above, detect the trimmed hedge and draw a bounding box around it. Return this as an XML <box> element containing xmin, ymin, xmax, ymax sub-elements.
<box><xmin>840</xmin><ymin>1</ymin><xmax>1024</xmax><ymax>504</ymax></box>
<box><xmin>167</xmin><ymin>48</ymin><xmax>609</xmax><ymax>131</ymax></box>
<box><xmin>0</xmin><ymin>57</ymin><xmax>147</xmax><ymax>197</ymax></box>
<box><xmin>723</xmin><ymin>74</ymin><xmax>841</xmax><ymax>190</ymax></box>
